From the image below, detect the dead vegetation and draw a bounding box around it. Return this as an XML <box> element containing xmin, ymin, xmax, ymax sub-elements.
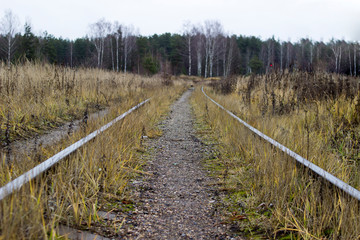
<box><xmin>192</xmin><ymin>72</ymin><xmax>360</xmax><ymax>239</ymax></box>
<box><xmin>0</xmin><ymin>62</ymin><xmax>190</xmax><ymax>239</ymax></box>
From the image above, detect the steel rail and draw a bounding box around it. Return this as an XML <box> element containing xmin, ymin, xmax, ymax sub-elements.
<box><xmin>0</xmin><ymin>98</ymin><xmax>151</xmax><ymax>201</ymax></box>
<box><xmin>202</xmin><ymin>86</ymin><xmax>360</xmax><ymax>201</ymax></box>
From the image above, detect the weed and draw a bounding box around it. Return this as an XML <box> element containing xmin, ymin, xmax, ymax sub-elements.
<box><xmin>191</xmin><ymin>72</ymin><xmax>360</xmax><ymax>239</ymax></box>
<box><xmin>0</xmin><ymin>63</ymin><xmax>190</xmax><ymax>239</ymax></box>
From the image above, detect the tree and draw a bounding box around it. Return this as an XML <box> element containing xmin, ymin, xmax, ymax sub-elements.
<box><xmin>136</xmin><ymin>36</ymin><xmax>149</xmax><ymax>74</ymax></box>
<box><xmin>330</xmin><ymin>39</ymin><xmax>342</xmax><ymax>73</ymax></box>
<box><xmin>143</xmin><ymin>55</ymin><xmax>159</xmax><ymax>75</ymax></box>
<box><xmin>123</xmin><ymin>25</ymin><xmax>137</xmax><ymax>73</ymax></box>
<box><xmin>169</xmin><ymin>34</ymin><xmax>184</xmax><ymax>74</ymax></box>
<box><xmin>203</xmin><ymin>20</ymin><xmax>223</xmax><ymax>78</ymax></box>
<box><xmin>249</xmin><ymin>55</ymin><xmax>263</xmax><ymax>74</ymax></box>
<box><xmin>265</xmin><ymin>37</ymin><xmax>275</xmax><ymax>73</ymax></box>
<box><xmin>106</xmin><ymin>23</ymin><xmax>114</xmax><ymax>71</ymax></box>
<box><xmin>183</xmin><ymin>21</ymin><xmax>194</xmax><ymax>76</ymax></box>
<box><xmin>113</xmin><ymin>21</ymin><xmax>122</xmax><ymax>72</ymax></box>
<box><xmin>89</xmin><ymin>18</ymin><xmax>109</xmax><ymax>68</ymax></box>
<box><xmin>40</xmin><ymin>32</ymin><xmax>57</xmax><ymax>63</ymax></box>
<box><xmin>18</xmin><ymin>21</ymin><xmax>36</xmax><ymax>61</ymax></box>
<box><xmin>224</xmin><ymin>35</ymin><xmax>237</xmax><ymax>77</ymax></box>
<box><xmin>354</xmin><ymin>42</ymin><xmax>358</xmax><ymax>76</ymax></box>
<box><xmin>0</xmin><ymin>9</ymin><xmax>20</xmax><ymax>68</ymax></box>
<box><xmin>73</xmin><ymin>38</ymin><xmax>93</xmax><ymax>66</ymax></box>
<box><xmin>194</xmin><ymin>29</ymin><xmax>204</xmax><ymax>76</ymax></box>
<box><xmin>285</xmin><ymin>41</ymin><xmax>293</xmax><ymax>70</ymax></box>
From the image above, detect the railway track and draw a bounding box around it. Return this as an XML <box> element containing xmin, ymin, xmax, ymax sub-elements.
<box><xmin>1</xmin><ymin>86</ymin><xmax>359</xmax><ymax>239</ymax></box>
<box><xmin>0</xmin><ymin>98</ymin><xmax>150</xmax><ymax>200</ymax></box>
<box><xmin>201</xmin><ymin>86</ymin><xmax>360</xmax><ymax>202</ymax></box>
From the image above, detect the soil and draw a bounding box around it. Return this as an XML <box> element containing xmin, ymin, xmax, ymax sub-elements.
<box><xmin>121</xmin><ymin>89</ymin><xmax>243</xmax><ymax>239</ymax></box>
<box><xmin>1</xmin><ymin>108</ymin><xmax>109</xmax><ymax>162</ymax></box>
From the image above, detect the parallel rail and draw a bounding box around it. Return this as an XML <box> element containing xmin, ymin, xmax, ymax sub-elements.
<box><xmin>0</xmin><ymin>99</ymin><xmax>150</xmax><ymax>201</ymax></box>
<box><xmin>201</xmin><ymin>86</ymin><xmax>360</xmax><ymax>201</ymax></box>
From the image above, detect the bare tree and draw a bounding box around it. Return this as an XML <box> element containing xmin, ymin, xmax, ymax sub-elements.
<box><xmin>193</xmin><ymin>26</ymin><xmax>204</xmax><ymax>76</ymax></box>
<box><xmin>330</xmin><ymin>39</ymin><xmax>342</xmax><ymax>73</ymax></box>
<box><xmin>113</xmin><ymin>21</ymin><xmax>122</xmax><ymax>72</ymax></box>
<box><xmin>182</xmin><ymin>21</ymin><xmax>195</xmax><ymax>76</ymax></box>
<box><xmin>266</xmin><ymin>38</ymin><xmax>275</xmax><ymax>73</ymax></box>
<box><xmin>354</xmin><ymin>42</ymin><xmax>358</xmax><ymax>76</ymax></box>
<box><xmin>105</xmin><ymin>22</ymin><xmax>115</xmax><ymax>71</ymax></box>
<box><xmin>285</xmin><ymin>40</ymin><xmax>293</xmax><ymax>70</ymax></box>
<box><xmin>348</xmin><ymin>44</ymin><xmax>352</xmax><ymax>76</ymax></box>
<box><xmin>70</xmin><ymin>40</ymin><xmax>73</xmax><ymax>68</ymax></box>
<box><xmin>204</xmin><ymin>20</ymin><xmax>223</xmax><ymax>78</ymax></box>
<box><xmin>221</xmin><ymin>36</ymin><xmax>227</xmax><ymax>77</ymax></box>
<box><xmin>122</xmin><ymin>25</ymin><xmax>137</xmax><ymax>73</ymax></box>
<box><xmin>0</xmin><ymin>10</ymin><xmax>20</xmax><ymax>68</ymax></box>
<box><xmin>89</xmin><ymin>18</ymin><xmax>108</xmax><ymax>68</ymax></box>
<box><xmin>224</xmin><ymin>36</ymin><xmax>236</xmax><ymax>77</ymax></box>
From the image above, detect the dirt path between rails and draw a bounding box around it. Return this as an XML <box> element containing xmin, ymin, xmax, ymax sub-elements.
<box><xmin>124</xmin><ymin>89</ymin><xmax>242</xmax><ymax>239</ymax></box>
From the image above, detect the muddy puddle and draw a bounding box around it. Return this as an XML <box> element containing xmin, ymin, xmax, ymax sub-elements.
<box><xmin>1</xmin><ymin>108</ymin><xmax>109</xmax><ymax>163</ymax></box>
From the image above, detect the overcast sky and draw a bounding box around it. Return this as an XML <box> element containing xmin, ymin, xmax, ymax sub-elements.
<box><xmin>2</xmin><ymin>0</ymin><xmax>360</xmax><ymax>42</ymax></box>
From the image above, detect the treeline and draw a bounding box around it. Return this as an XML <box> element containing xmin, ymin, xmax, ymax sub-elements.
<box><xmin>1</xmin><ymin>11</ymin><xmax>359</xmax><ymax>76</ymax></box>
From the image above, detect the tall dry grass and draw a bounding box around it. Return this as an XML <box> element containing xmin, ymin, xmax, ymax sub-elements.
<box><xmin>0</xmin><ymin>62</ymin><xmax>190</xmax><ymax>239</ymax></box>
<box><xmin>0</xmin><ymin>62</ymin><xmax>168</xmax><ymax>143</ymax></box>
<box><xmin>192</xmin><ymin>72</ymin><xmax>360</xmax><ymax>239</ymax></box>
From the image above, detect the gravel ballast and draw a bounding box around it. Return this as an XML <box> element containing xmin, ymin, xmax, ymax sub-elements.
<box><xmin>125</xmin><ymin>89</ymin><xmax>241</xmax><ymax>239</ymax></box>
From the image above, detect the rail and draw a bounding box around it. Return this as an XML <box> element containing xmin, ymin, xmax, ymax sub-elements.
<box><xmin>0</xmin><ymin>98</ymin><xmax>151</xmax><ymax>201</ymax></box>
<box><xmin>201</xmin><ymin>86</ymin><xmax>360</xmax><ymax>201</ymax></box>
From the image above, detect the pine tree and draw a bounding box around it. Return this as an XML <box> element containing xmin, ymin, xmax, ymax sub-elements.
<box><xmin>22</xmin><ymin>23</ymin><xmax>36</xmax><ymax>60</ymax></box>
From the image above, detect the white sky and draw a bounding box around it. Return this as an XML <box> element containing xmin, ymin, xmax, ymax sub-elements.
<box><xmin>1</xmin><ymin>0</ymin><xmax>360</xmax><ymax>42</ymax></box>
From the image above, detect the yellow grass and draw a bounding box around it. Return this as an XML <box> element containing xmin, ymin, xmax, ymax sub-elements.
<box><xmin>191</xmin><ymin>72</ymin><xmax>360</xmax><ymax>239</ymax></box>
<box><xmin>0</xmin><ymin>62</ymin><xmax>191</xmax><ymax>239</ymax></box>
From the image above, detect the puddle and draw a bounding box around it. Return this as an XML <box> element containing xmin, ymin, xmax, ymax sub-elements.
<box><xmin>58</xmin><ymin>225</ymin><xmax>112</xmax><ymax>240</ymax></box>
<box><xmin>1</xmin><ymin>108</ymin><xmax>109</xmax><ymax>162</ymax></box>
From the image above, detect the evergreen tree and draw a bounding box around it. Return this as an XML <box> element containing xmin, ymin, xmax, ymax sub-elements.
<box><xmin>143</xmin><ymin>55</ymin><xmax>159</xmax><ymax>75</ymax></box>
<box><xmin>249</xmin><ymin>55</ymin><xmax>263</xmax><ymax>74</ymax></box>
<box><xmin>20</xmin><ymin>22</ymin><xmax>36</xmax><ymax>60</ymax></box>
<box><xmin>41</xmin><ymin>32</ymin><xmax>57</xmax><ymax>63</ymax></box>
<box><xmin>169</xmin><ymin>34</ymin><xmax>184</xmax><ymax>74</ymax></box>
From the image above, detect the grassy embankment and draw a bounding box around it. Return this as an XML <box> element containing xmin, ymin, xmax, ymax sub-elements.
<box><xmin>191</xmin><ymin>72</ymin><xmax>360</xmax><ymax>239</ymax></box>
<box><xmin>0</xmin><ymin>62</ymin><xmax>190</xmax><ymax>239</ymax></box>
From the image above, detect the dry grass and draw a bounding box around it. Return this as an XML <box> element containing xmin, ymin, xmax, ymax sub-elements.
<box><xmin>191</xmin><ymin>72</ymin><xmax>360</xmax><ymax>239</ymax></box>
<box><xmin>0</xmin><ymin>62</ymin><xmax>171</xmax><ymax>143</ymax></box>
<box><xmin>0</xmin><ymin>62</ymin><xmax>190</xmax><ymax>239</ymax></box>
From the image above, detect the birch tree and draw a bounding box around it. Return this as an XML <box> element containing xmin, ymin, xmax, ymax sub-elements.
<box><xmin>89</xmin><ymin>18</ymin><xmax>108</xmax><ymax>68</ymax></box>
<box><xmin>182</xmin><ymin>21</ymin><xmax>195</xmax><ymax>76</ymax></box>
<box><xmin>354</xmin><ymin>43</ymin><xmax>358</xmax><ymax>76</ymax></box>
<box><xmin>193</xmin><ymin>26</ymin><xmax>204</xmax><ymax>76</ymax></box>
<box><xmin>105</xmin><ymin>22</ymin><xmax>115</xmax><ymax>71</ymax></box>
<box><xmin>224</xmin><ymin>36</ymin><xmax>236</xmax><ymax>77</ymax></box>
<box><xmin>330</xmin><ymin>39</ymin><xmax>342</xmax><ymax>73</ymax></box>
<box><xmin>123</xmin><ymin>25</ymin><xmax>137</xmax><ymax>73</ymax></box>
<box><xmin>348</xmin><ymin>44</ymin><xmax>352</xmax><ymax>76</ymax></box>
<box><xmin>221</xmin><ymin>36</ymin><xmax>227</xmax><ymax>77</ymax></box>
<box><xmin>0</xmin><ymin>10</ymin><xmax>20</xmax><ymax>68</ymax></box>
<box><xmin>113</xmin><ymin>21</ymin><xmax>122</xmax><ymax>72</ymax></box>
<box><xmin>204</xmin><ymin>20</ymin><xmax>223</xmax><ymax>78</ymax></box>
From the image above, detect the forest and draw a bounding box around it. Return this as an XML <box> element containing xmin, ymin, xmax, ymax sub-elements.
<box><xmin>0</xmin><ymin>10</ymin><xmax>358</xmax><ymax>76</ymax></box>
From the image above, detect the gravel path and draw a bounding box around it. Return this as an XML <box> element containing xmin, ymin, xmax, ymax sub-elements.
<box><xmin>127</xmin><ymin>89</ymin><xmax>238</xmax><ymax>239</ymax></box>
